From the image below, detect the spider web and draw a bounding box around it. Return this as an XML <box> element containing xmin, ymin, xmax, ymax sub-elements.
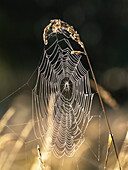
<box><xmin>0</xmin><ymin>24</ymin><xmax>110</xmax><ymax>170</ymax></box>
<box><xmin>32</xmin><ymin>31</ymin><xmax>94</xmax><ymax>158</ymax></box>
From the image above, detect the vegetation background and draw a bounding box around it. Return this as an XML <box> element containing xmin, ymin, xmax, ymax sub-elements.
<box><xmin>0</xmin><ymin>0</ymin><xmax>128</xmax><ymax>169</ymax></box>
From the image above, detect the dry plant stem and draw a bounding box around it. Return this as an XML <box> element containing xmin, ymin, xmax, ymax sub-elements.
<box><xmin>83</xmin><ymin>47</ymin><xmax>121</xmax><ymax>170</ymax></box>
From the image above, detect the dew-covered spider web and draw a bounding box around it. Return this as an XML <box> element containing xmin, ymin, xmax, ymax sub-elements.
<box><xmin>32</xmin><ymin>31</ymin><xmax>94</xmax><ymax>158</ymax></box>
<box><xmin>0</xmin><ymin>20</ymin><xmax>121</xmax><ymax>170</ymax></box>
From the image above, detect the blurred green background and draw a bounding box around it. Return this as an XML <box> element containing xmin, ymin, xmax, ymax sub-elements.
<box><xmin>0</xmin><ymin>0</ymin><xmax>128</xmax><ymax>107</ymax></box>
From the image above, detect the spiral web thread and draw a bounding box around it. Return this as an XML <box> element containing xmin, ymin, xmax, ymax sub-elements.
<box><xmin>32</xmin><ymin>28</ymin><xmax>94</xmax><ymax>158</ymax></box>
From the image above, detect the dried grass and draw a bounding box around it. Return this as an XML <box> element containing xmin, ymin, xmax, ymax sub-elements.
<box><xmin>1</xmin><ymin>119</ymin><xmax>33</xmax><ymax>170</ymax></box>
